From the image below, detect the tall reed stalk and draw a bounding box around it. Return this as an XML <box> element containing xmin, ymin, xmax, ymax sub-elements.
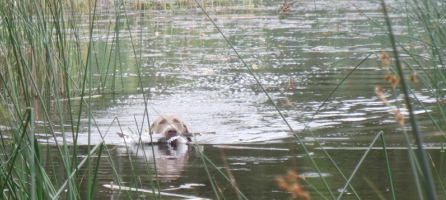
<box><xmin>381</xmin><ymin>1</ymin><xmax>437</xmax><ymax>199</ymax></box>
<box><xmin>1</xmin><ymin>0</ymin><xmax>445</xmax><ymax>199</ymax></box>
<box><xmin>0</xmin><ymin>0</ymin><xmax>131</xmax><ymax>199</ymax></box>
<box><xmin>193</xmin><ymin>0</ymin><xmax>445</xmax><ymax>198</ymax></box>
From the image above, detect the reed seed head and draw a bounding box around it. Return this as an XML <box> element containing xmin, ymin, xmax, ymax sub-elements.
<box><xmin>389</xmin><ymin>75</ymin><xmax>399</xmax><ymax>88</ymax></box>
<box><xmin>409</xmin><ymin>73</ymin><xmax>418</xmax><ymax>83</ymax></box>
<box><xmin>380</xmin><ymin>53</ymin><xmax>391</xmax><ymax>67</ymax></box>
<box><xmin>392</xmin><ymin>109</ymin><xmax>405</xmax><ymax>127</ymax></box>
<box><xmin>275</xmin><ymin>170</ymin><xmax>311</xmax><ymax>199</ymax></box>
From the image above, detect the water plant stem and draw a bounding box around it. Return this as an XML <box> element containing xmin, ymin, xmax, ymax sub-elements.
<box><xmin>52</xmin><ymin>141</ymin><xmax>104</xmax><ymax>199</ymax></box>
<box><xmin>28</xmin><ymin>108</ymin><xmax>36</xmax><ymax>200</ymax></box>
<box><xmin>380</xmin><ymin>133</ymin><xmax>396</xmax><ymax>200</ymax></box>
<box><xmin>381</xmin><ymin>0</ymin><xmax>437</xmax><ymax>199</ymax></box>
<box><xmin>192</xmin><ymin>0</ymin><xmax>338</xmax><ymax>198</ymax></box>
<box><xmin>336</xmin><ymin>131</ymin><xmax>383</xmax><ymax>200</ymax></box>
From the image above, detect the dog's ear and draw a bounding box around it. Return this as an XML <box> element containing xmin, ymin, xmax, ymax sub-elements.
<box><xmin>183</xmin><ymin>124</ymin><xmax>189</xmax><ymax>133</ymax></box>
<box><xmin>150</xmin><ymin>118</ymin><xmax>165</xmax><ymax>133</ymax></box>
<box><xmin>149</xmin><ymin>123</ymin><xmax>154</xmax><ymax>134</ymax></box>
<box><xmin>183</xmin><ymin>124</ymin><xmax>192</xmax><ymax>142</ymax></box>
<box><xmin>149</xmin><ymin>120</ymin><xmax>158</xmax><ymax>134</ymax></box>
<box><xmin>158</xmin><ymin>119</ymin><xmax>167</xmax><ymax>125</ymax></box>
<box><xmin>149</xmin><ymin>120</ymin><xmax>155</xmax><ymax>133</ymax></box>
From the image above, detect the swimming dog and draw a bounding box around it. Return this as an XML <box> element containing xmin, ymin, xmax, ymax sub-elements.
<box><xmin>116</xmin><ymin>113</ymin><xmax>194</xmax><ymax>145</ymax></box>
<box><xmin>150</xmin><ymin>113</ymin><xmax>192</xmax><ymax>144</ymax></box>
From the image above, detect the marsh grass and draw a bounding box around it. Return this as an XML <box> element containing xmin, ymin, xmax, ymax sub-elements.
<box><xmin>0</xmin><ymin>0</ymin><xmax>261</xmax><ymax>199</ymax></box>
<box><xmin>195</xmin><ymin>0</ymin><xmax>446</xmax><ymax>199</ymax></box>
<box><xmin>383</xmin><ymin>0</ymin><xmax>446</xmax><ymax>197</ymax></box>
<box><xmin>1</xmin><ymin>0</ymin><xmax>446</xmax><ymax>199</ymax></box>
<box><xmin>130</xmin><ymin>0</ymin><xmax>259</xmax><ymax>11</ymax></box>
<box><xmin>0</xmin><ymin>0</ymin><xmax>143</xmax><ymax>199</ymax></box>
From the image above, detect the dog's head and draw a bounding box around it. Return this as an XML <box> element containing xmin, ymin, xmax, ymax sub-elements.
<box><xmin>151</xmin><ymin>114</ymin><xmax>189</xmax><ymax>141</ymax></box>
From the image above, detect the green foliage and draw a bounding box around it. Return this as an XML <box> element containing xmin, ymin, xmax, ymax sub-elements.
<box><xmin>195</xmin><ymin>0</ymin><xmax>446</xmax><ymax>198</ymax></box>
<box><xmin>0</xmin><ymin>0</ymin><xmax>121</xmax><ymax>199</ymax></box>
<box><xmin>0</xmin><ymin>0</ymin><xmax>445</xmax><ymax>199</ymax></box>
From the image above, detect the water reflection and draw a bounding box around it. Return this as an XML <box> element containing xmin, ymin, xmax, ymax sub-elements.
<box><xmin>29</xmin><ymin>0</ymin><xmax>446</xmax><ymax>199</ymax></box>
<box><xmin>116</xmin><ymin>143</ymin><xmax>200</xmax><ymax>181</ymax></box>
<box><xmin>93</xmin><ymin>143</ymin><xmax>445</xmax><ymax>200</ymax></box>
<box><xmin>30</xmin><ymin>0</ymin><xmax>441</xmax><ymax>146</ymax></box>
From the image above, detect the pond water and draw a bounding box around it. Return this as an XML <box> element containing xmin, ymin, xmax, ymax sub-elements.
<box><xmin>34</xmin><ymin>0</ymin><xmax>446</xmax><ymax>199</ymax></box>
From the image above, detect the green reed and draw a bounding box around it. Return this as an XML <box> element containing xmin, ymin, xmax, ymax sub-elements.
<box><xmin>0</xmin><ymin>0</ymin><xmax>139</xmax><ymax>199</ymax></box>
<box><xmin>193</xmin><ymin>0</ymin><xmax>446</xmax><ymax>199</ymax></box>
<box><xmin>1</xmin><ymin>0</ymin><xmax>445</xmax><ymax>199</ymax></box>
<box><xmin>381</xmin><ymin>1</ymin><xmax>437</xmax><ymax>199</ymax></box>
<box><xmin>192</xmin><ymin>0</ymin><xmax>356</xmax><ymax>198</ymax></box>
<box><xmin>389</xmin><ymin>0</ymin><xmax>446</xmax><ymax>198</ymax></box>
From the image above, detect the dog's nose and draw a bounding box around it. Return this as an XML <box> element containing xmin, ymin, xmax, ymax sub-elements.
<box><xmin>166</xmin><ymin>129</ymin><xmax>178</xmax><ymax>137</ymax></box>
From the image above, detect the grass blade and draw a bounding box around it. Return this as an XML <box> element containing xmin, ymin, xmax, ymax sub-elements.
<box><xmin>380</xmin><ymin>0</ymin><xmax>437</xmax><ymax>199</ymax></box>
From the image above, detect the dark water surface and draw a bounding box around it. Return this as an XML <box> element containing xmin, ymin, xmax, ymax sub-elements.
<box><xmin>35</xmin><ymin>0</ymin><xmax>446</xmax><ymax>199</ymax></box>
<box><xmin>41</xmin><ymin>144</ymin><xmax>445</xmax><ymax>200</ymax></box>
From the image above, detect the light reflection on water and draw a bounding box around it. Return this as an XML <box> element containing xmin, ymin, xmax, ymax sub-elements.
<box><xmin>34</xmin><ymin>0</ymin><xmax>446</xmax><ymax>199</ymax></box>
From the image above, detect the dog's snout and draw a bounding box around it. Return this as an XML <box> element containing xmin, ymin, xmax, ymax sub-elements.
<box><xmin>150</xmin><ymin>113</ymin><xmax>190</xmax><ymax>144</ymax></box>
<box><xmin>166</xmin><ymin>129</ymin><xmax>178</xmax><ymax>137</ymax></box>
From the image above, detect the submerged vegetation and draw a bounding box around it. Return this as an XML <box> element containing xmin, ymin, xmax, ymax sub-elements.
<box><xmin>0</xmin><ymin>0</ymin><xmax>445</xmax><ymax>199</ymax></box>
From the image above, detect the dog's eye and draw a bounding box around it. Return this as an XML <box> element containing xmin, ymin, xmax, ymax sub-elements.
<box><xmin>159</xmin><ymin>119</ymin><xmax>167</xmax><ymax>124</ymax></box>
<box><xmin>173</xmin><ymin>119</ymin><xmax>180</xmax><ymax>124</ymax></box>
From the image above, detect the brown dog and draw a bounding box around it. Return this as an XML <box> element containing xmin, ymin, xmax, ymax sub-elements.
<box><xmin>150</xmin><ymin>113</ymin><xmax>191</xmax><ymax>144</ymax></box>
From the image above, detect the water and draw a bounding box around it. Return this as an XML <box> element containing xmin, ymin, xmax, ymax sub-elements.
<box><xmin>32</xmin><ymin>0</ymin><xmax>445</xmax><ymax>199</ymax></box>
<box><xmin>40</xmin><ymin>144</ymin><xmax>444</xmax><ymax>199</ymax></box>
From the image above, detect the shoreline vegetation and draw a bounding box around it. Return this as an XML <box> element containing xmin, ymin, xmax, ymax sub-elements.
<box><xmin>0</xmin><ymin>0</ymin><xmax>445</xmax><ymax>199</ymax></box>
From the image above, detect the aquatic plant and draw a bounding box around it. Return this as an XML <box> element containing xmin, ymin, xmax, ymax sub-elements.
<box><xmin>1</xmin><ymin>0</ymin><xmax>445</xmax><ymax>199</ymax></box>
<box><xmin>375</xmin><ymin>1</ymin><xmax>441</xmax><ymax>199</ymax></box>
<box><xmin>278</xmin><ymin>1</ymin><xmax>293</xmax><ymax>20</ymax></box>
<box><xmin>0</xmin><ymin>0</ymin><xmax>139</xmax><ymax>199</ymax></box>
<box><xmin>275</xmin><ymin>169</ymin><xmax>311</xmax><ymax>200</ymax></box>
<box><xmin>193</xmin><ymin>0</ymin><xmax>446</xmax><ymax>199</ymax></box>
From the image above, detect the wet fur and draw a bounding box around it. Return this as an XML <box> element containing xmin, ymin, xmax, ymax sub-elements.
<box><xmin>151</xmin><ymin>113</ymin><xmax>190</xmax><ymax>143</ymax></box>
